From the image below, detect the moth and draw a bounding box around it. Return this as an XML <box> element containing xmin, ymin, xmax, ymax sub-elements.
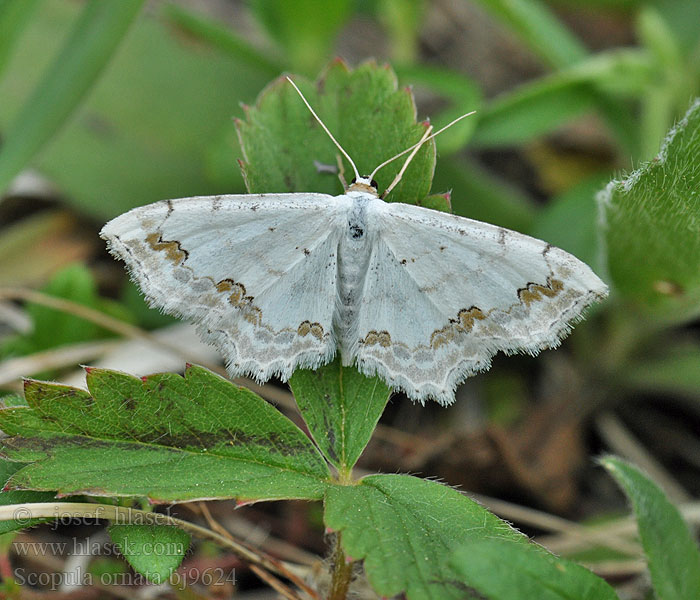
<box><xmin>101</xmin><ymin>78</ymin><xmax>608</xmax><ymax>404</ymax></box>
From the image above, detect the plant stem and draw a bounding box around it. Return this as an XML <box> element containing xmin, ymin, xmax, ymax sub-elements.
<box><xmin>328</xmin><ymin>532</ymin><xmax>353</xmax><ymax>600</ymax></box>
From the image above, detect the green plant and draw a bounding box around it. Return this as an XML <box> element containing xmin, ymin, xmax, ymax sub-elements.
<box><xmin>2</xmin><ymin>2</ymin><xmax>700</xmax><ymax>599</ymax></box>
<box><xmin>1</xmin><ymin>60</ymin><xmax>700</xmax><ymax>599</ymax></box>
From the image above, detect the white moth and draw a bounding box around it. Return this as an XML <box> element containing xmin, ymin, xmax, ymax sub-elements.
<box><xmin>101</xmin><ymin>78</ymin><xmax>608</xmax><ymax>405</ymax></box>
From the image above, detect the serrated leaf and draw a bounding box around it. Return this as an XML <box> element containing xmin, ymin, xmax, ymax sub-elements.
<box><xmin>598</xmin><ymin>98</ymin><xmax>700</xmax><ymax>319</ymax></box>
<box><xmin>419</xmin><ymin>192</ymin><xmax>452</xmax><ymax>213</ymax></box>
<box><xmin>0</xmin><ymin>459</ymin><xmax>54</xmax><ymax>535</ymax></box>
<box><xmin>109</xmin><ymin>524</ymin><xmax>190</xmax><ymax>584</ymax></box>
<box><xmin>237</xmin><ymin>60</ymin><xmax>436</xmax><ymax>205</ymax></box>
<box><xmin>451</xmin><ymin>537</ymin><xmax>619</xmax><ymax>600</ymax></box>
<box><xmin>601</xmin><ymin>456</ymin><xmax>700</xmax><ymax>600</ymax></box>
<box><xmin>324</xmin><ymin>474</ymin><xmax>526</xmax><ymax>600</ymax></box>
<box><xmin>289</xmin><ymin>357</ymin><xmax>390</xmax><ymax>472</ymax></box>
<box><xmin>0</xmin><ymin>365</ymin><xmax>330</xmax><ymax>502</ymax></box>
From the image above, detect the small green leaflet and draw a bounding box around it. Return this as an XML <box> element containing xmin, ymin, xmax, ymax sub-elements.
<box><xmin>109</xmin><ymin>524</ymin><xmax>190</xmax><ymax>584</ymax></box>
<box><xmin>237</xmin><ymin>59</ymin><xmax>436</xmax><ymax>206</ymax></box>
<box><xmin>451</xmin><ymin>537</ymin><xmax>619</xmax><ymax>600</ymax></box>
<box><xmin>0</xmin><ymin>365</ymin><xmax>330</xmax><ymax>502</ymax></box>
<box><xmin>324</xmin><ymin>474</ymin><xmax>528</xmax><ymax>600</ymax></box>
<box><xmin>602</xmin><ymin>456</ymin><xmax>700</xmax><ymax>600</ymax></box>
<box><xmin>290</xmin><ymin>357</ymin><xmax>390</xmax><ymax>471</ymax></box>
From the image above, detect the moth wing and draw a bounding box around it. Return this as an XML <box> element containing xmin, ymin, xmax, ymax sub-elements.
<box><xmin>101</xmin><ymin>193</ymin><xmax>349</xmax><ymax>381</ymax></box>
<box><xmin>352</xmin><ymin>201</ymin><xmax>608</xmax><ymax>404</ymax></box>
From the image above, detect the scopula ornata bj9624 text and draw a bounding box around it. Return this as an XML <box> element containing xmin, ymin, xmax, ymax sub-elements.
<box><xmin>101</xmin><ymin>78</ymin><xmax>608</xmax><ymax>405</ymax></box>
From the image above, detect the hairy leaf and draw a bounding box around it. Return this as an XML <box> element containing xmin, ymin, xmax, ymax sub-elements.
<box><xmin>451</xmin><ymin>537</ymin><xmax>619</xmax><ymax>600</ymax></box>
<box><xmin>237</xmin><ymin>59</ymin><xmax>436</xmax><ymax>206</ymax></box>
<box><xmin>324</xmin><ymin>474</ymin><xmax>526</xmax><ymax>600</ymax></box>
<box><xmin>602</xmin><ymin>456</ymin><xmax>700</xmax><ymax>600</ymax></box>
<box><xmin>0</xmin><ymin>366</ymin><xmax>330</xmax><ymax>502</ymax></box>
<box><xmin>598</xmin><ymin>98</ymin><xmax>700</xmax><ymax>320</ymax></box>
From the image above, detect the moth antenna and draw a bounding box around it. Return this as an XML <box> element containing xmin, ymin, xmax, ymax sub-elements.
<box><xmin>369</xmin><ymin>111</ymin><xmax>476</xmax><ymax>182</ymax></box>
<box><xmin>286</xmin><ymin>76</ymin><xmax>361</xmax><ymax>183</ymax></box>
<box><xmin>382</xmin><ymin>124</ymin><xmax>433</xmax><ymax>199</ymax></box>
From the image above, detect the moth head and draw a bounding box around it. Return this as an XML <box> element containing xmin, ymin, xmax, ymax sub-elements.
<box><xmin>285</xmin><ymin>76</ymin><xmax>474</xmax><ymax>200</ymax></box>
<box><xmin>349</xmin><ymin>176</ymin><xmax>379</xmax><ymax>196</ymax></box>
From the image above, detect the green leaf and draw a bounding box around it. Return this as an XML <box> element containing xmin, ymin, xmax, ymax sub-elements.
<box><xmin>249</xmin><ymin>0</ymin><xmax>352</xmax><ymax>74</ymax></box>
<box><xmin>472</xmin><ymin>49</ymin><xmax>651</xmax><ymax>147</ymax></box>
<box><xmin>601</xmin><ymin>456</ymin><xmax>700</xmax><ymax>600</ymax></box>
<box><xmin>108</xmin><ymin>524</ymin><xmax>190</xmax><ymax>584</ymax></box>
<box><xmin>0</xmin><ymin>1</ymin><xmax>271</xmax><ymax>219</ymax></box>
<box><xmin>289</xmin><ymin>357</ymin><xmax>390</xmax><ymax>472</ymax></box>
<box><xmin>650</xmin><ymin>0</ymin><xmax>700</xmax><ymax>55</ymax></box>
<box><xmin>324</xmin><ymin>474</ymin><xmax>526</xmax><ymax>600</ymax></box>
<box><xmin>0</xmin><ymin>0</ymin><xmax>39</xmax><ymax>78</ymax></box>
<box><xmin>451</xmin><ymin>537</ymin><xmax>619</xmax><ymax>600</ymax></box>
<box><xmin>598</xmin><ymin>98</ymin><xmax>700</xmax><ymax>319</ymax></box>
<box><xmin>0</xmin><ymin>459</ymin><xmax>55</xmax><ymax>535</ymax></box>
<box><xmin>0</xmin><ymin>365</ymin><xmax>330</xmax><ymax>502</ymax></box>
<box><xmin>162</xmin><ymin>4</ymin><xmax>282</xmax><ymax>77</ymax></box>
<box><xmin>237</xmin><ymin>60</ymin><xmax>436</xmax><ymax>206</ymax></box>
<box><xmin>376</xmin><ymin>0</ymin><xmax>425</xmax><ymax>64</ymax></box>
<box><xmin>419</xmin><ymin>192</ymin><xmax>452</xmax><ymax>213</ymax></box>
<box><xmin>0</xmin><ymin>0</ymin><xmax>145</xmax><ymax>194</ymax></box>
<box><xmin>472</xmin><ymin>78</ymin><xmax>595</xmax><ymax>147</ymax></box>
<box><xmin>473</xmin><ymin>0</ymin><xmax>587</xmax><ymax>69</ymax></box>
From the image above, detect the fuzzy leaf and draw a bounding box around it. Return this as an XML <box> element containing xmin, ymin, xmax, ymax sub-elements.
<box><xmin>290</xmin><ymin>357</ymin><xmax>390</xmax><ymax>471</ymax></box>
<box><xmin>237</xmin><ymin>60</ymin><xmax>436</xmax><ymax>205</ymax></box>
<box><xmin>602</xmin><ymin>456</ymin><xmax>700</xmax><ymax>600</ymax></box>
<box><xmin>109</xmin><ymin>524</ymin><xmax>190</xmax><ymax>584</ymax></box>
<box><xmin>324</xmin><ymin>474</ymin><xmax>526</xmax><ymax>600</ymax></box>
<box><xmin>599</xmin><ymin>98</ymin><xmax>700</xmax><ymax>319</ymax></box>
<box><xmin>451</xmin><ymin>537</ymin><xmax>619</xmax><ymax>600</ymax></box>
<box><xmin>0</xmin><ymin>365</ymin><xmax>329</xmax><ymax>502</ymax></box>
